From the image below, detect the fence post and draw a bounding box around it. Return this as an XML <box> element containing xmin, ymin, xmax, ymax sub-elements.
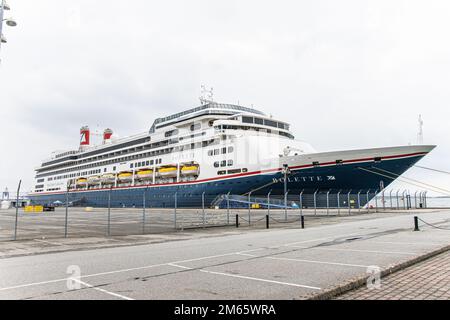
<box><xmin>284</xmin><ymin>190</ymin><xmax>289</xmax><ymax>221</ymax></box>
<box><xmin>357</xmin><ymin>190</ymin><xmax>362</xmax><ymax>213</ymax></box>
<box><xmin>107</xmin><ymin>186</ymin><xmax>112</xmax><ymax>236</ymax></box>
<box><xmin>347</xmin><ymin>190</ymin><xmax>352</xmax><ymax>215</ymax></box>
<box><xmin>235</xmin><ymin>214</ymin><xmax>239</xmax><ymax>228</ymax></box>
<box><xmin>226</xmin><ymin>192</ymin><xmax>230</xmax><ymax>225</ymax></box>
<box><xmin>313</xmin><ymin>189</ymin><xmax>318</xmax><ymax>216</ymax></box>
<box><xmin>248</xmin><ymin>191</ymin><xmax>252</xmax><ymax>225</ymax></box>
<box><xmin>396</xmin><ymin>190</ymin><xmax>400</xmax><ymax>210</ymax></box>
<box><xmin>64</xmin><ymin>183</ymin><xmax>69</xmax><ymax>238</ymax></box>
<box><xmin>402</xmin><ymin>190</ymin><xmax>407</xmax><ymax>210</ymax></box>
<box><xmin>374</xmin><ymin>189</ymin><xmax>379</xmax><ymax>213</ymax></box>
<box><xmin>174</xmin><ymin>192</ymin><xmax>177</xmax><ymax>230</ymax></box>
<box><xmin>299</xmin><ymin>190</ymin><xmax>304</xmax><ymax>220</ymax></box>
<box><xmin>267</xmin><ymin>190</ymin><xmax>272</xmax><ymax>221</ymax></box>
<box><xmin>266</xmin><ymin>215</ymin><xmax>269</xmax><ymax>229</ymax></box>
<box><xmin>382</xmin><ymin>189</ymin><xmax>385</xmax><ymax>210</ymax></box>
<box><xmin>414</xmin><ymin>191</ymin><xmax>418</xmax><ymax>209</ymax></box>
<box><xmin>326</xmin><ymin>189</ymin><xmax>330</xmax><ymax>216</ymax></box>
<box><xmin>13</xmin><ymin>180</ymin><xmax>22</xmax><ymax>241</ymax></box>
<box><xmin>202</xmin><ymin>191</ymin><xmax>205</xmax><ymax>227</ymax></box>
<box><xmin>337</xmin><ymin>190</ymin><xmax>341</xmax><ymax>216</ymax></box>
<box><xmin>365</xmin><ymin>189</ymin><xmax>370</xmax><ymax>213</ymax></box>
<box><xmin>389</xmin><ymin>190</ymin><xmax>393</xmax><ymax>209</ymax></box>
<box><xmin>142</xmin><ymin>188</ymin><xmax>146</xmax><ymax>234</ymax></box>
<box><xmin>424</xmin><ymin>191</ymin><xmax>428</xmax><ymax>208</ymax></box>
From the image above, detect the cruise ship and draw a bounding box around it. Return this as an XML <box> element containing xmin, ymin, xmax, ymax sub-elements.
<box><xmin>28</xmin><ymin>100</ymin><xmax>435</xmax><ymax>207</ymax></box>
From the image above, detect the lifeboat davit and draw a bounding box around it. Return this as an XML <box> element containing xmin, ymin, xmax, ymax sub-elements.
<box><xmin>136</xmin><ymin>168</ymin><xmax>153</xmax><ymax>180</ymax></box>
<box><xmin>117</xmin><ymin>171</ymin><xmax>133</xmax><ymax>182</ymax></box>
<box><xmin>158</xmin><ymin>166</ymin><xmax>177</xmax><ymax>178</ymax></box>
<box><xmin>181</xmin><ymin>165</ymin><xmax>199</xmax><ymax>176</ymax></box>
<box><xmin>101</xmin><ymin>173</ymin><xmax>115</xmax><ymax>184</ymax></box>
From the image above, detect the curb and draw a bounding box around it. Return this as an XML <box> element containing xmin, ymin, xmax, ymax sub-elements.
<box><xmin>305</xmin><ymin>244</ymin><xmax>450</xmax><ymax>300</ymax></box>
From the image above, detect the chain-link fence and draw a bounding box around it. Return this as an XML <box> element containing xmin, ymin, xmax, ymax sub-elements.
<box><xmin>0</xmin><ymin>189</ymin><xmax>437</xmax><ymax>241</ymax></box>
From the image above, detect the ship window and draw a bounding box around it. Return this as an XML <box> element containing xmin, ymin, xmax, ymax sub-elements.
<box><xmin>264</xmin><ymin>119</ymin><xmax>277</xmax><ymax>128</ymax></box>
<box><xmin>227</xmin><ymin>159</ymin><xmax>233</xmax><ymax>166</ymax></box>
<box><xmin>228</xmin><ymin>146</ymin><xmax>234</xmax><ymax>153</ymax></box>
<box><xmin>113</xmin><ymin>166</ymin><xmax>116</xmax><ymax>171</ymax></box>
<box><xmin>220</xmin><ymin>160</ymin><xmax>227</xmax><ymax>167</ymax></box>
<box><xmin>222</xmin><ymin>147</ymin><xmax>227</xmax><ymax>154</ymax></box>
<box><xmin>227</xmin><ymin>169</ymin><xmax>241</xmax><ymax>174</ymax></box>
<box><xmin>312</xmin><ymin>161</ymin><xmax>320</xmax><ymax>167</ymax></box>
<box><xmin>214</xmin><ymin>149</ymin><xmax>219</xmax><ymax>155</ymax></box>
<box><xmin>254</xmin><ymin>118</ymin><xmax>263</xmax><ymax>125</ymax></box>
<box><xmin>217</xmin><ymin>170</ymin><xmax>226</xmax><ymax>175</ymax></box>
<box><xmin>242</xmin><ymin>116</ymin><xmax>254</xmax><ymax>124</ymax></box>
<box><xmin>146</xmin><ymin>161</ymin><xmax>150</xmax><ymax>166</ymax></box>
<box><xmin>130</xmin><ymin>163</ymin><xmax>134</xmax><ymax>168</ymax></box>
<box><xmin>214</xmin><ymin>161</ymin><xmax>219</xmax><ymax>168</ymax></box>
<box><xmin>336</xmin><ymin>159</ymin><xmax>343</xmax><ymax>165</ymax></box>
<box><xmin>374</xmin><ymin>157</ymin><xmax>382</xmax><ymax>163</ymax></box>
<box><xmin>190</xmin><ymin>123</ymin><xmax>201</xmax><ymax>131</ymax></box>
<box><xmin>242</xmin><ymin>168</ymin><xmax>248</xmax><ymax>173</ymax></box>
<box><xmin>208</xmin><ymin>150</ymin><xmax>213</xmax><ymax>156</ymax></box>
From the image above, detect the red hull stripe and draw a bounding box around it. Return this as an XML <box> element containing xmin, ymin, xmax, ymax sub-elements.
<box><xmin>30</xmin><ymin>151</ymin><xmax>427</xmax><ymax>196</ymax></box>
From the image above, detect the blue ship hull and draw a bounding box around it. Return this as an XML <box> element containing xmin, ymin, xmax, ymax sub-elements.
<box><xmin>29</xmin><ymin>153</ymin><xmax>425</xmax><ymax>208</ymax></box>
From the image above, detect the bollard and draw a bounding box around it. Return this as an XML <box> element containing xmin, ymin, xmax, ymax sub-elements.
<box><xmin>266</xmin><ymin>215</ymin><xmax>269</xmax><ymax>229</ymax></box>
<box><xmin>414</xmin><ymin>216</ymin><xmax>420</xmax><ymax>231</ymax></box>
<box><xmin>301</xmin><ymin>215</ymin><xmax>305</xmax><ymax>229</ymax></box>
<box><xmin>235</xmin><ymin>214</ymin><xmax>239</xmax><ymax>228</ymax></box>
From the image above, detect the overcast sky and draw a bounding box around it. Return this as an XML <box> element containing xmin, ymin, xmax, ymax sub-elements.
<box><xmin>1</xmin><ymin>0</ymin><xmax>449</xmax><ymax>195</ymax></box>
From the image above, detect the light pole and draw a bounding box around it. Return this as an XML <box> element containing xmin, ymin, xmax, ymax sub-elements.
<box><xmin>281</xmin><ymin>164</ymin><xmax>291</xmax><ymax>210</ymax></box>
<box><xmin>1</xmin><ymin>0</ymin><xmax>17</xmax><ymax>50</ymax></box>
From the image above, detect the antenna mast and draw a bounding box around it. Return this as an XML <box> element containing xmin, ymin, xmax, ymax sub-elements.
<box><xmin>199</xmin><ymin>85</ymin><xmax>214</xmax><ymax>105</ymax></box>
<box><xmin>417</xmin><ymin>114</ymin><xmax>424</xmax><ymax>144</ymax></box>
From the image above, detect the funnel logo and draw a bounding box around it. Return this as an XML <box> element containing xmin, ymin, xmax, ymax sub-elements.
<box><xmin>80</xmin><ymin>132</ymin><xmax>87</xmax><ymax>143</ymax></box>
<box><xmin>80</xmin><ymin>127</ymin><xmax>90</xmax><ymax>145</ymax></box>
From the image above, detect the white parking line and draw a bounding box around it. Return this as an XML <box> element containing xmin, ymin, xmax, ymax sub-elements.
<box><xmin>265</xmin><ymin>256</ymin><xmax>370</xmax><ymax>268</ymax></box>
<box><xmin>289</xmin><ymin>246</ymin><xmax>416</xmax><ymax>255</ymax></box>
<box><xmin>237</xmin><ymin>252</ymin><xmax>370</xmax><ymax>268</ymax></box>
<box><xmin>199</xmin><ymin>269</ymin><xmax>321</xmax><ymax>290</ymax></box>
<box><xmin>366</xmin><ymin>241</ymin><xmax>443</xmax><ymax>246</ymax></box>
<box><xmin>72</xmin><ymin>278</ymin><xmax>134</xmax><ymax>300</ymax></box>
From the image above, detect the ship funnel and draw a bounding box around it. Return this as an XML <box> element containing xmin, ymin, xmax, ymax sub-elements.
<box><xmin>103</xmin><ymin>128</ymin><xmax>113</xmax><ymax>144</ymax></box>
<box><xmin>80</xmin><ymin>126</ymin><xmax>90</xmax><ymax>150</ymax></box>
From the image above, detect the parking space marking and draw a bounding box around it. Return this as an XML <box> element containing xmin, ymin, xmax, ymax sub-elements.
<box><xmin>167</xmin><ymin>263</ymin><xmax>193</xmax><ymax>270</ymax></box>
<box><xmin>365</xmin><ymin>241</ymin><xmax>443</xmax><ymax>246</ymax></box>
<box><xmin>72</xmin><ymin>278</ymin><xmax>134</xmax><ymax>300</ymax></box>
<box><xmin>199</xmin><ymin>269</ymin><xmax>321</xmax><ymax>290</ymax></box>
<box><xmin>265</xmin><ymin>256</ymin><xmax>370</xmax><ymax>268</ymax></box>
<box><xmin>289</xmin><ymin>246</ymin><xmax>417</xmax><ymax>255</ymax></box>
<box><xmin>237</xmin><ymin>252</ymin><xmax>370</xmax><ymax>268</ymax></box>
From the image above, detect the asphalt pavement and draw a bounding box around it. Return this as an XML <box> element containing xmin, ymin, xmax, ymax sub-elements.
<box><xmin>0</xmin><ymin>209</ymin><xmax>449</xmax><ymax>300</ymax></box>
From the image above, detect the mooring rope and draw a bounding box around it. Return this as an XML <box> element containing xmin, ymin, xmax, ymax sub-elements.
<box><xmin>414</xmin><ymin>165</ymin><xmax>450</xmax><ymax>176</ymax></box>
<box><xmin>376</xmin><ymin>167</ymin><xmax>450</xmax><ymax>195</ymax></box>
<box><xmin>358</xmin><ymin>167</ymin><xmax>450</xmax><ymax>196</ymax></box>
